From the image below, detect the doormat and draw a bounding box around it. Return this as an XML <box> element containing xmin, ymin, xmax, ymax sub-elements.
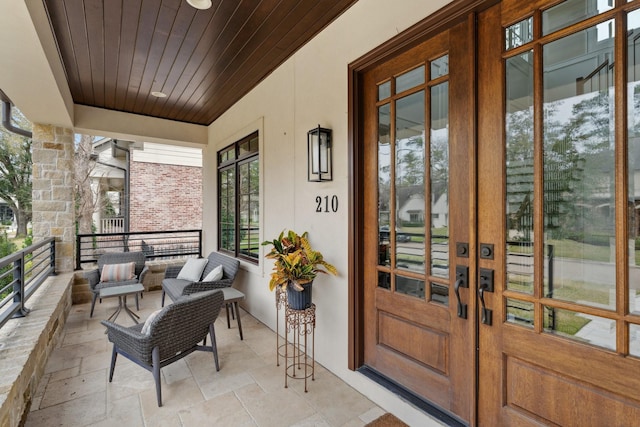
<box><xmin>365</xmin><ymin>413</ymin><xmax>409</xmax><ymax>427</ymax></box>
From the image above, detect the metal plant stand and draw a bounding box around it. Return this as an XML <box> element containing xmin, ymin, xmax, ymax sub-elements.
<box><xmin>284</xmin><ymin>303</ymin><xmax>315</xmax><ymax>392</ymax></box>
<box><xmin>276</xmin><ymin>285</ymin><xmax>287</xmax><ymax>366</ymax></box>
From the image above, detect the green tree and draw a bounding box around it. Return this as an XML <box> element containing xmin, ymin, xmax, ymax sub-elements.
<box><xmin>74</xmin><ymin>134</ymin><xmax>98</xmax><ymax>235</ymax></box>
<box><xmin>0</xmin><ymin>107</ymin><xmax>32</xmax><ymax>237</ymax></box>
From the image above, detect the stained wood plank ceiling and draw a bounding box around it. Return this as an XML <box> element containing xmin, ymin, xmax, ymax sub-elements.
<box><xmin>43</xmin><ymin>0</ymin><xmax>358</xmax><ymax>126</ymax></box>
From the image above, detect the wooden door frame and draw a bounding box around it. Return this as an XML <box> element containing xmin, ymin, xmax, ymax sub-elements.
<box><xmin>347</xmin><ymin>0</ymin><xmax>499</xmax><ymax>371</ymax></box>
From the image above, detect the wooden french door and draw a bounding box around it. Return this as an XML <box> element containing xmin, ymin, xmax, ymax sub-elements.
<box><xmin>477</xmin><ymin>1</ymin><xmax>640</xmax><ymax>425</ymax></box>
<box><xmin>362</xmin><ymin>18</ymin><xmax>476</xmax><ymax>424</ymax></box>
<box><xmin>361</xmin><ymin>0</ymin><xmax>640</xmax><ymax>425</ymax></box>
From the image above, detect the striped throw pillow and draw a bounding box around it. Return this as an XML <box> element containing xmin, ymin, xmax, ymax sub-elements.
<box><xmin>100</xmin><ymin>262</ymin><xmax>136</xmax><ymax>282</ymax></box>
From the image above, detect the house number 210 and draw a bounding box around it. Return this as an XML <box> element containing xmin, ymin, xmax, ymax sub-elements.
<box><xmin>316</xmin><ymin>195</ymin><xmax>338</xmax><ymax>213</ymax></box>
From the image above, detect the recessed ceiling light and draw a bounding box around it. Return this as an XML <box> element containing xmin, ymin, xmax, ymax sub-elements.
<box><xmin>151</xmin><ymin>91</ymin><xmax>167</xmax><ymax>98</ymax></box>
<box><xmin>186</xmin><ymin>0</ymin><xmax>212</xmax><ymax>10</ymax></box>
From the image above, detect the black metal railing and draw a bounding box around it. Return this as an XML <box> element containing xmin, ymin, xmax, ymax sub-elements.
<box><xmin>0</xmin><ymin>237</ymin><xmax>56</xmax><ymax>329</ymax></box>
<box><xmin>75</xmin><ymin>229</ymin><xmax>202</xmax><ymax>270</ymax></box>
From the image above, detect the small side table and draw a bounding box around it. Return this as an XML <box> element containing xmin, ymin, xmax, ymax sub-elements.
<box><xmin>221</xmin><ymin>287</ymin><xmax>245</xmax><ymax>340</ymax></box>
<box><xmin>99</xmin><ymin>283</ymin><xmax>144</xmax><ymax>324</ymax></box>
<box><xmin>284</xmin><ymin>303</ymin><xmax>315</xmax><ymax>392</ymax></box>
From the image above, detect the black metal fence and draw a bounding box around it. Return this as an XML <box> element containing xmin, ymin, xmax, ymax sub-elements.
<box><xmin>75</xmin><ymin>230</ymin><xmax>202</xmax><ymax>270</ymax></box>
<box><xmin>0</xmin><ymin>237</ymin><xmax>56</xmax><ymax>329</ymax></box>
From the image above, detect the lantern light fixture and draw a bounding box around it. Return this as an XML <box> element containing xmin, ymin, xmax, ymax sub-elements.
<box><xmin>307</xmin><ymin>125</ymin><xmax>332</xmax><ymax>182</ymax></box>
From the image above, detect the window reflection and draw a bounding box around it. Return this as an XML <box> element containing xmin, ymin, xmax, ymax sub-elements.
<box><xmin>542</xmin><ymin>22</ymin><xmax>616</xmax><ymax>310</ymax></box>
<box><xmin>506</xmin><ymin>298</ymin><xmax>534</xmax><ymax>328</ymax></box>
<box><xmin>506</xmin><ymin>18</ymin><xmax>533</xmax><ymax>50</ymax></box>
<box><xmin>430</xmin><ymin>282</ymin><xmax>448</xmax><ymax>306</ymax></box>
<box><xmin>395</xmin><ymin>92</ymin><xmax>426</xmax><ymax>274</ymax></box>
<box><xmin>379</xmin><ymin>104</ymin><xmax>391</xmax><ymax>268</ymax></box>
<box><xmin>542</xmin><ymin>0</ymin><xmax>613</xmax><ymax>36</ymax></box>
<box><xmin>627</xmin><ymin>9</ymin><xmax>640</xmax><ymax>314</ymax></box>
<box><xmin>396</xmin><ymin>275</ymin><xmax>425</xmax><ymax>299</ymax></box>
<box><xmin>396</xmin><ymin>66</ymin><xmax>425</xmax><ymax>94</ymax></box>
<box><xmin>431</xmin><ymin>83</ymin><xmax>449</xmax><ymax>279</ymax></box>
<box><xmin>544</xmin><ymin>306</ymin><xmax>615</xmax><ymax>350</ymax></box>
<box><xmin>506</xmin><ymin>51</ymin><xmax>534</xmax><ymax>294</ymax></box>
<box><xmin>630</xmin><ymin>324</ymin><xmax>640</xmax><ymax>357</ymax></box>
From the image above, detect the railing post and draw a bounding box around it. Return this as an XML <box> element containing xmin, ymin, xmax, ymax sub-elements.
<box><xmin>76</xmin><ymin>233</ymin><xmax>81</xmax><ymax>270</ymax></box>
<box><xmin>51</xmin><ymin>238</ymin><xmax>57</xmax><ymax>276</ymax></box>
<box><xmin>12</xmin><ymin>253</ymin><xmax>29</xmax><ymax>317</ymax></box>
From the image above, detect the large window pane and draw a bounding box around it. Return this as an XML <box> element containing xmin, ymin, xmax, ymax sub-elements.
<box><xmin>395</xmin><ymin>92</ymin><xmax>425</xmax><ymax>274</ymax></box>
<box><xmin>239</xmin><ymin>158</ymin><xmax>259</xmax><ymax>259</ymax></box>
<box><xmin>543</xmin><ymin>23</ymin><xmax>615</xmax><ymax>310</ymax></box>
<box><xmin>218</xmin><ymin>132</ymin><xmax>259</xmax><ymax>262</ymax></box>
<box><xmin>506</xmin><ymin>50</ymin><xmax>534</xmax><ymax>294</ymax></box>
<box><xmin>219</xmin><ymin>168</ymin><xmax>235</xmax><ymax>253</ymax></box>
<box><xmin>430</xmin><ymin>82</ymin><xmax>449</xmax><ymax>279</ymax></box>
<box><xmin>379</xmin><ymin>104</ymin><xmax>391</xmax><ymax>270</ymax></box>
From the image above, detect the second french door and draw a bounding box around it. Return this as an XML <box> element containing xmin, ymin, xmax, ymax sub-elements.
<box><xmin>358</xmin><ymin>1</ymin><xmax>640</xmax><ymax>425</ymax></box>
<box><xmin>362</xmin><ymin>17</ymin><xmax>477</xmax><ymax>424</ymax></box>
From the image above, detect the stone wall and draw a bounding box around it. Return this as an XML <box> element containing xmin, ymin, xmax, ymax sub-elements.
<box><xmin>0</xmin><ymin>273</ymin><xmax>74</xmax><ymax>427</ymax></box>
<box><xmin>129</xmin><ymin>161</ymin><xmax>202</xmax><ymax>232</ymax></box>
<box><xmin>31</xmin><ymin>125</ymin><xmax>75</xmax><ymax>273</ymax></box>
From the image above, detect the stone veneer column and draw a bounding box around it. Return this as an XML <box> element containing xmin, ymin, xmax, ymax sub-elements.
<box><xmin>31</xmin><ymin>124</ymin><xmax>75</xmax><ymax>273</ymax></box>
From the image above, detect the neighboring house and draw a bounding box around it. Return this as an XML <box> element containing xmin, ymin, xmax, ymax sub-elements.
<box><xmin>91</xmin><ymin>138</ymin><xmax>202</xmax><ymax>233</ymax></box>
<box><xmin>395</xmin><ymin>185</ymin><xmax>448</xmax><ymax>229</ymax></box>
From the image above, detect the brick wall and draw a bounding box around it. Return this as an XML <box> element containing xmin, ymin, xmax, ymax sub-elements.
<box><xmin>129</xmin><ymin>161</ymin><xmax>202</xmax><ymax>231</ymax></box>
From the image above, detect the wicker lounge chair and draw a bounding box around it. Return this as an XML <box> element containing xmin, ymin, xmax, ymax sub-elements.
<box><xmin>85</xmin><ymin>251</ymin><xmax>148</xmax><ymax>317</ymax></box>
<box><xmin>161</xmin><ymin>251</ymin><xmax>239</xmax><ymax>305</ymax></box>
<box><xmin>101</xmin><ymin>289</ymin><xmax>224</xmax><ymax>407</ymax></box>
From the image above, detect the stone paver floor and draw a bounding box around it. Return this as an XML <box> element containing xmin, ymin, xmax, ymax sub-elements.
<box><xmin>25</xmin><ymin>290</ymin><xmax>386</xmax><ymax>427</ymax></box>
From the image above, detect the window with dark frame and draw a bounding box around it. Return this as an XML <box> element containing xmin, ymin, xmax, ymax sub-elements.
<box><xmin>218</xmin><ymin>131</ymin><xmax>259</xmax><ymax>263</ymax></box>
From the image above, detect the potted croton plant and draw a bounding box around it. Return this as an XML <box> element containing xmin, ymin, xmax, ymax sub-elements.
<box><xmin>262</xmin><ymin>230</ymin><xmax>338</xmax><ymax>309</ymax></box>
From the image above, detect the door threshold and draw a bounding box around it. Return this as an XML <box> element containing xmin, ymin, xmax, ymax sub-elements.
<box><xmin>358</xmin><ymin>366</ymin><xmax>467</xmax><ymax>427</ymax></box>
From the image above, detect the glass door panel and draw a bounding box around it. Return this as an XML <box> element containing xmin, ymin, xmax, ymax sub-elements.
<box><xmin>395</xmin><ymin>91</ymin><xmax>426</xmax><ymax>277</ymax></box>
<box><xmin>506</xmin><ymin>50</ymin><xmax>534</xmax><ymax>297</ymax></box>
<box><xmin>628</xmin><ymin>8</ymin><xmax>640</xmax><ymax>316</ymax></box>
<box><xmin>378</xmin><ymin>102</ymin><xmax>391</xmax><ymax>273</ymax></box>
<box><xmin>542</xmin><ymin>0</ymin><xmax>613</xmax><ymax>36</ymax></box>
<box><xmin>430</xmin><ymin>82</ymin><xmax>449</xmax><ymax>280</ymax></box>
<box><xmin>542</xmin><ymin>21</ymin><xmax>616</xmax><ymax>311</ymax></box>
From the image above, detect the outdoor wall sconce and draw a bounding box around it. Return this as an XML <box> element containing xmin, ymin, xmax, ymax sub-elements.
<box><xmin>307</xmin><ymin>125</ymin><xmax>332</xmax><ymax>182</ymax></box>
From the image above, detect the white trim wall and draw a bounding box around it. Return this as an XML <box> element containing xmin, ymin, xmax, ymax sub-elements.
<box><xmin>205</xmin><ymin>1</ymin><xmax>453</xmax><ymax>425</ymax></box>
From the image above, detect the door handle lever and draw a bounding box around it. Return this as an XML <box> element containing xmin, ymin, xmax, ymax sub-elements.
<box><xmin>478</xmin><ymin>283</ymin><xmax>492</xmax><ymax>325</ymax></box>
<box><xmin>454</xmin><ymin>279</ymin><xmax>467</xmax><ymax>319</ymax></box>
